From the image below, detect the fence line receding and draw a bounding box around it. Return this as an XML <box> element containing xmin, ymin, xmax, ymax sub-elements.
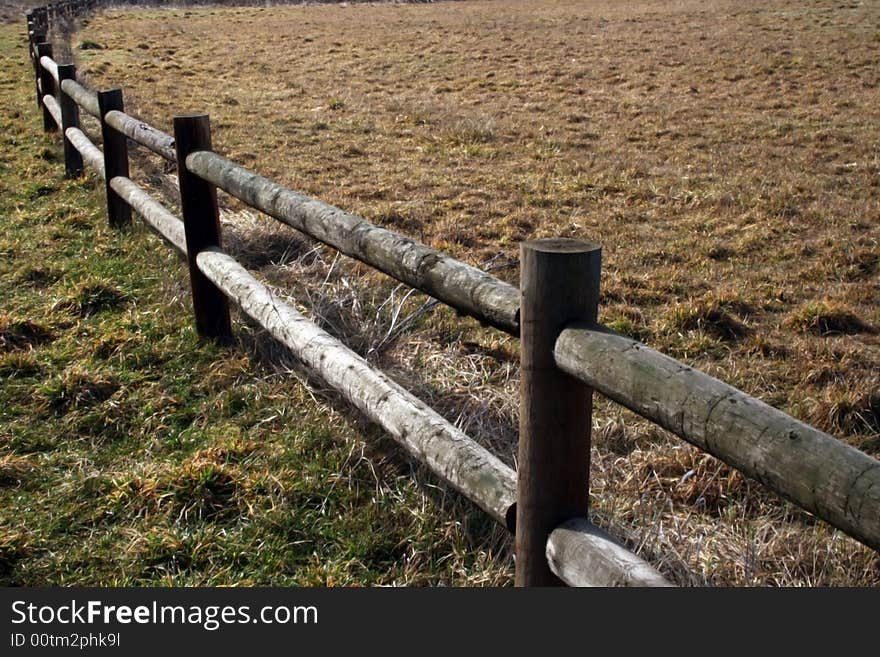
<box><xmin>23</xmin><ymin>0</ymin><xmax>880</xmax><ymax>587</ymax></box>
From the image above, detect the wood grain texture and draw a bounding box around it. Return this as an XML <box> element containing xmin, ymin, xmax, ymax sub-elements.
<box><xmin>109</xmin><ymin>176</ymin><xmax>187</xmax><ymax>255</ymax></box>
<box><xmin>555</xmin><ymin>325</ymin><xmax>880</xmax><ymax>552</ymax></box>
<box><xmin>186</xmin><ymin>150</ymin><xmax>521</xmax><ymax>335</ymax></box>
<box><xmin>196</xmin><ymin>247</ymin><xmax>518</xmax><ymax>525</ymax></box>
<box><xmin>174</xmin><ymin>114</ymin><xmax>231</xmax><ymax>341</ymax></box>
<box><xmin>547</xmin><ymin>518</ymin><xmax>672</xmax><ymax>587</ymax></box>
<box><xmin>516</xmin><ymin>238</ymin><xmax>601</xmax><ymax>586</ymax></box>
<box><xmin>105</xmin><ymin>109</ymin><xmax>175</xmax><ymax>162</ymax></box>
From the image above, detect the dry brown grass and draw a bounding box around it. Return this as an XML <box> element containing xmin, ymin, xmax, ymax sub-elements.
<box><xmin>73</xmin><ymin>0</ymin><xmax>880</xmax><ymax>585</ymax></box>
<box><xmin>0</xmin><ymin>0</ymin><xmax>43</xmax><ymax>25</ymax></box>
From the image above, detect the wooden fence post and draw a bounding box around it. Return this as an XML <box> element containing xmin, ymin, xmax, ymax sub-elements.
<box><xmin>97</xmin><ymin>88</ymin><xmax>131</xmax><ymax>227</ymax></box>
<box><xmin>35</xmin><ymin>42</ymin><xmax>56</xmax><ymax>133</ymax></box>
<box><xmin>29</xmin><ymin>31</ymin><xmax>45</xmax><ymax>111</ymax></box>
<box><xmin>174</xmin><ymin>114</ymin><xmax>232</xmax><ymax>341</ymax></box>
<box><xmin>515</xmin><ymin>238</ymin><xmax>601</xmax><ymax>586</ymax></box>
<box><xmin>33</xmin><ymin>7</ymin><xmax>46</xmax><ymax>33</ymax></box>
<box><xmin>57</xmin><ymin>64</ymin><xmax>83</xmax><ymax>178</ymax></box>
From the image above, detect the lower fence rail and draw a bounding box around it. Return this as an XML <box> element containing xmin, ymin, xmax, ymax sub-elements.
<box><xmin>109</xmin><ymin>176</ymin><xmax>187</xmax><ymax>254</ymax></box>
<box><xmin>547</xmin><ymin>519</ymin><xmax>673</xmax><ymax>587</ymax></box>
<box><xmin>65</xmin><ymin>126</ymin><xmax>103</xmax><ymax>178</ymax></box>
<box><xmin>42</xmin><ymin>94</ymin><xmax>61</xmax><ymax>129</ymax></box>
<box><xmin>196</xmin><ymin>247</ymin><xmax>518</xmax><ymax>526</ymax></box>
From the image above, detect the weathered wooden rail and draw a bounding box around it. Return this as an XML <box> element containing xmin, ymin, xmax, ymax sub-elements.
<box><xmin>24</xmin><ymin>0</ymin><xmax>880</xmax><ymax>587</ymax></box>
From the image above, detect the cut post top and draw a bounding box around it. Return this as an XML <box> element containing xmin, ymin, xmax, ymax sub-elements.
<box><xmin>174</xmin><ymin>113</ymin><xmax>210</xmax><ymax>124</ymax></box>
<box><xmin>521</xmin><ymin>237</ymin><xmax>601</xmax><ymax>254</ymax></box>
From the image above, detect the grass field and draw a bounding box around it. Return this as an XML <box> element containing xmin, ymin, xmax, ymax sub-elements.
<box><xmin>0</xmin><ymin>15</ymin><xmax>513</xmax><ymax>585</ymax></box>
<box><xmin>2</xmin><ymin>0</ymin><xmax>878</xmax><ymax>585</ymax></box>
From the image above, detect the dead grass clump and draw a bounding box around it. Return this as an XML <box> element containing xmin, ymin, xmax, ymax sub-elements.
<box><xmin>743</xmin><ymin>336</ymin><xmax>789</xmax><ymax>360</ymax></box>
<box><xmin>593</xmin><ymin>414</ymin><xmax>646</xmax><ymax>455</ymax></box>
<box><xmin>58</xmin><ymin>281</ymin><xmax>130</xmax><ymax>318</ymax></box>
<box><xmin>705</xmin><ymin>244</ymin><xmax>734</xmax><ymax>261</ymax></box>
<box><xmin>0</xmin><ymin>318</ymin><xmax>53</xmax><ymax>352</ymax></box>
<box><xmin>233</xmin><ymin>234</ymin><xmax>304</xmax><ymax>269</ymax></box>
<box><xmin>0</xmin><ymin>352</ymin><xmax>43</xmax><ymax>379</ymax></box>
<box><xmin>171</xmin><ymin>464</ymin><xmax>241</xmax><ymax>521</ymax></box>
<box><xmin>99</xmin><ymin>474</ymin><xmax>161</xmax><ymax>520</ymax></box>
<box><xmin>842</xmin><ymin>250</ymin><xmax>879</xmax><ymax>281</ymax></box>
<box><xmin>810</xmin><ymin>392</ymin><xmax>880</xmax><ymax>443</ymax></box>
<box><xmin>39</xmin><ymin>368</ymin><xmax>120</xmax><ymax>415</ymax></box>
<box><xmin>627</xmin><ymin>446</ymin><xmax>753</xmax><ymax>516</ymax></box>
<box><xmin>137</xmin><ymin>531</ymin><xmax>198</xmax><ymax>577</ymax></box>
<box><xmin>665</xmin><ymin>296</ymin><xmax>753</xmax><ymax>342</ymax></box>
<box><xmin>187</xmin><ymin>436</ymin><xmax>262</xmax><ymax>466</ymax></box>
<box><xmin>787</xmin><ymin>301</ymin><xmax>876</xmax><ymax>336</ymax></box>
<box><xmin>16</xmin><ymin>267</ymin><xmax>62</xmax><ymax>288</ymax></box>
<box><xmin>100</xmin><ymin>441</ymin><xmax>254</xmax><ymax>523</ymax></box>
<box><xmin>0</xmin><ymin>453</ymin><xmax>36</xmax><ymax>488</ymax></box>
<box><xmin>441</xmin><ymin>116</ymin><xmax>497</xmax><ymax>146</ymax></box>
<box><xmin>169</xmin><ymin>453</ymin><xmax>245</xmax><ymax>522</ymax></box>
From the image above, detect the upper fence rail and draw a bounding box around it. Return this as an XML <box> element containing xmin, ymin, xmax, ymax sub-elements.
<box><xmin>186</xmin><ymin>150</ymin><xmax>522</xmax><ymax>334</ymax></box>
<box><xmin>25</xmin><ymin>0</ymin><xmax>880</xmax><ymax>586</ymax></box>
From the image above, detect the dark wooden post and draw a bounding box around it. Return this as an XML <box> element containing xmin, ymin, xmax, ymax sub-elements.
<box><xmin>57</xmin><ymin>64</ymin><xmax>83</xmax><ymax>178</ymax></box>
<box><xmin>33</xmin><ymin>8</ymin><xmax>46</xmax><ymax>34</ymax></box>
<box><xmin>35</xmin><ymin>42</ymin><xmax>56</xmax><ymax>133</ymax></box>
<box><xmin>174</xmin><ymin>114</ymin><xmax>232</xmax><ymax>341</ymax></box>
<box><xmin>515</xmin><ymin>238</ymin><xmax>601</xmax><ymax>586</ymax></box>
<box><xmin>29</xmin><ymin>30</ymin><xmax>45</xmax><ymax>111</ymax></box>
<box><xmin>97</xmin><ymin>88</ymin><xmax>131</xmax><ymax>227</ymax></box>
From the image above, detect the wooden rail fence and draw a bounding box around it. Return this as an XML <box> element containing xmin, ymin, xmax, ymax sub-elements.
<box><xmin>24</xmin><ymin>1</ymin><xmax>880</xmax><ymax>587</ymax></box>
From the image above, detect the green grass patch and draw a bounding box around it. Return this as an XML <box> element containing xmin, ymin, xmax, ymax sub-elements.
<box><xmin>0</xmin><ymin>24</ymin><xmax>510</xmax><ymax>586</ymax></box>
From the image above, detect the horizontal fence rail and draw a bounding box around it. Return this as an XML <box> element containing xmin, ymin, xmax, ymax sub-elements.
<box><xmin>43</xmin><ymin>94</ymin><xmax>61</xmax><ymax>129</ymax></box>
<box><xmin>39</xmin><ymin>54</ymin><xmax>59</xmax><ymax>83</ymax></box>
<box><xmin>555</xmin><ymin>325</ymin><xmax>880</xmax><ymax>552</ymax></box>
<box><xmin>186</xmin><ymin>151</ymin><xmax>522</xmax><ymax>335</ymax></box>
<box><xmin>65</xmin><ymin>126</ymin><xmax>104</xmax><ymax>178</ymax></box>
<box><xmin>105</xmin><ymin>109</ymin><xmax>176</xmax><ymax>161</ymax></box>
<box><xmin>197</xmin><ymin>247</ymin><xmax>519</xmax><ymax>526</ymax></box>
<box><xmin>547</xmin><ymin>518</ymin><xmax>674</xmax><ymax>587</ymax></box>
<box><xmin>109</xmin><ymin>176</ymin><xmax>187</xmax><ymax>253</ymax></box>
<box><xmin>24</xmin><ymin>0</ymin><xmax>880</xmax><ymax>586</ymax></box>
<box><xmin>40</xmin><ymin>55</ymin><xmax>59</xmax><ymax>82</ymax></box>
<box><xmin>59</xmin><ymin>78</ymin><xmax>99</xmax><ymax>118</ymax></box>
